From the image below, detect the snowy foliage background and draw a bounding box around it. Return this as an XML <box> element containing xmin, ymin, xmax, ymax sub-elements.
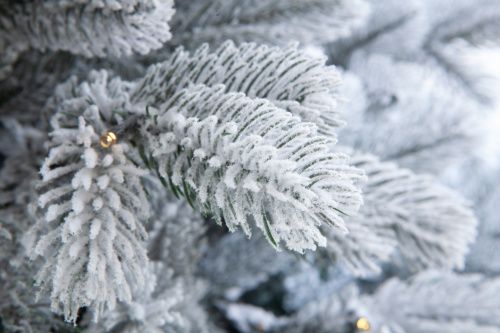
<box><xmin>1</xmin><ymin>0</ymin><xmax>500</xmax><ymax>332</ymax></box>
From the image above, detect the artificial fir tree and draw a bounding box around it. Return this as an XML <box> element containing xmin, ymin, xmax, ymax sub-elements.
<box><xmin>1</xmin><ymin>0</ymin><xmax>500</xmax><ymax>332</ymax></box>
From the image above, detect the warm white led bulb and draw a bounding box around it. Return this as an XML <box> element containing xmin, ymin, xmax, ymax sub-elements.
<box><xmin>100</xmin><ymin>132</ymin><xmax>117</xmax><ymax>148</ymax></box>
<box><xmin>357</xmin><ymin>317</ymin><xmax>370</xmax><ymax>331</ymax></box>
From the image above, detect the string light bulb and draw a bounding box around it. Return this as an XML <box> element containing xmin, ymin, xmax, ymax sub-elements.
<box><xmin>356</xmin><ymin>317</ymin><xmax>370</xmax><ymax>331</ymax></box>
<box><xmin>100</xmin><ymin>131</ymin><xmax>117</xmax><ymax>148</ymax></box>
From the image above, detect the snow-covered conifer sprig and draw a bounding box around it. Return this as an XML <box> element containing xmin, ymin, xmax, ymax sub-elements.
<box><xmin>0</xmin><ymin>121</ymin><xmax>78</xmax><ymax>332</ymax></box>
<box><xmin>321</xmin><ymin>208</ymin><xmax>397</xmax><ymax>277</ymax></box>
<box><xmin>31</xmin><ymin>107</ymin><xmax>150</xmax><ymax>324</ymax></box>
<box><xmin>0</xmin><ymin>0</ymin><xmax>175</xmax><ymax>60</ymax></box>
<box><xmin>277</xmin><ymin>271</ymin><xmax>500</xmax><ymax>333</ymax></box>
<box><xmin>338</xmin><ymin>57</ymin><xmax>480</xmax><ymax>175</ymax></box>
<box><xmin>360</xmin><ymin>271</ymin><xmax>500</xmax><ymax>333</ymax></box>
<box><xmin>318</xmin><ymin>151</ymin><xmax>477</xmax><ymax>276</ymax></box>
<box><xmin>89</xmin><ymin>262</ymin><xmax>184</xmax><ymax>333</ymax></box>
<box><xmin>169</xmin><ymin>0</ymin><xmax>370</xmax><ymax>49</ymax></box>
<box><xmin>134</xmin><ymin>40</ymin><xmax>345</xmax><ymax>137</ymax></box>
<box><xmin>351</xmin><ymin>154</ymin><xmax>477</xmax><ymax>271</ymax></box>
<box><xmin>147</xmin><ymin>194</ymin><xmax>207</xmax><ymax>276</ymax></box>
<box><xmin>140</xmin><ymin>84</ymin><xmax>365</xmax><ymax>253</ymax></box>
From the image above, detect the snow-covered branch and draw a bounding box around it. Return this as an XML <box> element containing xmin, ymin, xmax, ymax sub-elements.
<box><xmin>169</xmin><ymin>0</ymin><xmax>369</xmax><ymax>49</ymax></box>
<box><xmin>140</xmin><ymin>84</ymin><xmax>365</xmax><ymax>252</ymax></box>
<box><xmin>134</xmin><ymin>40</ymin><xmax>346</xmax><ymax>137</ymax></box>
<box><xmin>31</xmin><ymin>110</ymin><xmax>150</xmax><ymax>323</ymax></box>
<box><xmin>324</xmin><ymin>153</ymin><xmax>477</xmax><ymax>275</ymax></box>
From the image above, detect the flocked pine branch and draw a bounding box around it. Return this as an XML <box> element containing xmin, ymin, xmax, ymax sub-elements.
<box><xmin>0</xmin><ymin>118</ymin><xmax>43</xmax><ymax>258</ymax></box>
<box><xmin>453</xmin><ymin>11</ymin><xmax>500</xmax><ymax>47</ymax></box>
<box><xmin>1</xmin><ymin>0</ymin><xmax>499</xmax><ymax>331</ymax></box>
<box><xmin>38</xmin><ymin>49</ymin><xmax>365</xmax><ymax>253</ymax></box>
<box><xmin>141</xmin><ymin>187</ymin><xmax>217</xmax><ymax>333</ymax></box>
<box><xmin>337</xmin><ymin>58</ymin><xmax>481</xmax><ymax>174</ymax></box>
<box><xmin>422</xmin><ymin>0</ymin><xmax>500</xmax><ymax>103</ymax></box>
<box><xmin>0</xmin><ymin>48</ymin><xmax>146</xmax><ymax>124</ymax></box>
<box><xmin>30</xmin><ymin>108</ymin><xmax>150</xmax><ymax>324</ymax></box>
<box><xmin>198</xmin><ymin>227</ymin><xmax>350</xmax><ymax>314</ymax></box>
<box><xmin>469</xmin><ymin>172</ymin><xmax>500</xmax><ymax>274</ymax></box>
<box><xmin>328</xmin><ymin>0</ymin><xmax>500</xmax><ymax>103</ymax></box>
<box><xmin>0</xmin><ymin>0</ymin><xmax>175</xmax><ymax>80</ymax></box>
<box><xmin>0</xmin><ymin>50</ymin><xmax>79</xmax><ymax>124</ymax></box>
<box><xmin>143</xmin><ymin>185</ymin><xmax>226</xmax><ymax>333</ymax></box>
<box><xmin>321</xmin><ymin>199</ymin><xmax>397</xmax><ymax>276</ymax></box>
<box><xmin>0</xmin><ymin>120</ymin><xmax>78</xmax><ymax>333</ymax></box>
<box><xmin>134</xmin><ymin>40</ymin><xmax>346</xmax><ymax>137</ymax></box>
<box><xmin>443</xmin><ymin>159</ymin><xmax>500</xmax><ymax>274</ymax></box>
<box><xmin>276</xmin><ymin>271</ymin><xmax>500</xmax><ymax>333</ymax></box>
<box><xmin>0</xmin><ymin>119</ymin><xmax>44</xmax><ymax>211</ymax></box>
<box><xmin>323</xmin><ymin>152</ymin><xmax>477</xmax><ymax>274</ymax></box>
<box><xmin>87</xmin><ymin>262</ymin><xmax>184</xmax><ymax>333</ymax></box>
<box><xmin>147</xmin><ymin>193</ymin><xmax>208</xmax><ymax>276</ymax></box>
<box><xmin>355</xmin><ymin>153</ymin><xmax>477</xmax><ymax>271</ymax></box>
<box><xmin>168</xmin><ymin>0</ymin><xmax>370</xmax><ymax>50</ymax></box>
<box><xmin>1</xmin><ymin>237</ymin><xmax>78</xmax><ymax>333</ymax></box>
<box><xmin>327</xmin><ymin>0</ymin><xmax>420</xmax><ymax>66</ymax></box>
<box><xmin>1</xmin><ymin>263</ymin><xmax>79</xmax><ymax>333</ymax></box>
<box><xmin>26</xmin><ymin>39</ymin><xmax>366</xmax><ymax>322</ymax></box>
<box><xmin>139</xmin><ymin>83</ymin><xmax>365</xmax><ymax>252</ymax></box>
<box><xmin>326</xmin><ymin>0</ymin><xmax>478</xmax><ymax>64</ymax></box>
<box><xmin>363</xmin><ymin>271</ymin><xmax>500</xmax><ymax>333</ymax></box>
<box><xmin>145</xmin><ymin>197</ymin><xmax>217</xmax><ymax>333</ymax></box>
